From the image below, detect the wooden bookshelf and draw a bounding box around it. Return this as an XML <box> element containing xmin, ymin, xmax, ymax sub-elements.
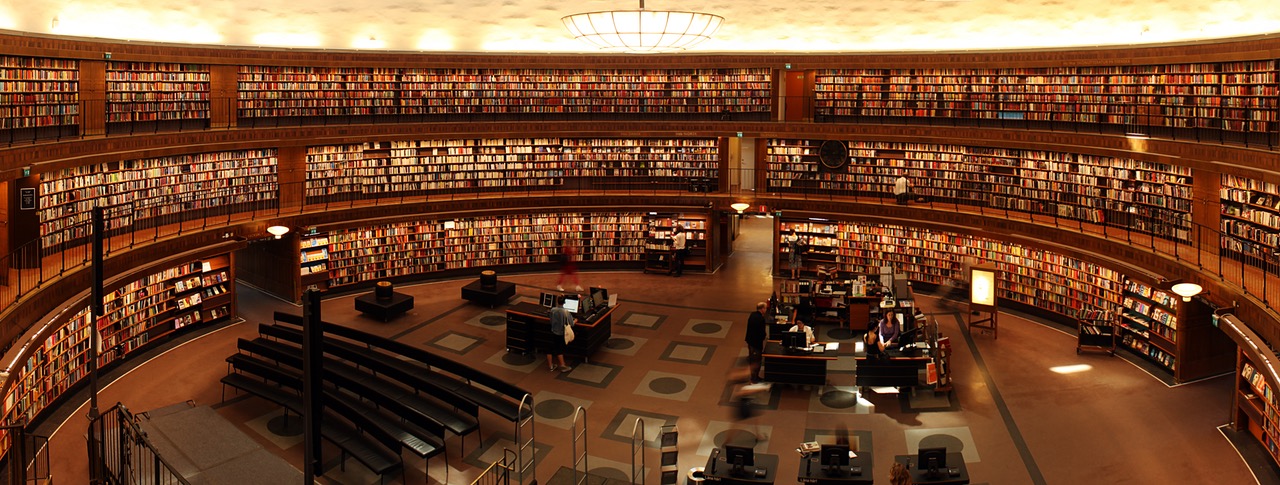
<box><xmin>397</xmin><ymin>67</ymin><xmax>771</xmax><ymax>118</ymax></box>
<box><xmin>1238</xmin><ymin>350</ymin><xmax>1280</xmax><ymax>463</ymax></box>
<box><xmin>813</xmin><ymin>62</ymin><xmax>1278</xmax><ymax>138</ymax></box>
<box><xmin>37</xmin><ymin>149</ymin><xmax>279</xmax><ymax>253</ymax></box>
<box><xmin>300</xmin><ymin>231</ymin><xmax>330</xmax><ymax>293</ymax></box>
<box><xmin>1</xmin><ymin>253</ymin><xmax>235</xmax><ymax>425</ymax></box>
<box><xmin>304</xmin><ymin>137</ymin><xmax>721</xmax><ymax>203</ymax></box>
<box><xmin>776</xmin><ymin>217</ymin><xmax>1124</xmax><ymax>321</ymax></box>
<box><xmin>1118</xmin><ymin>280</ymin><xmax>1179</xmax><ymax>371</ymax></box>
<box><xmin>764</xmin><ymin>139</ymin><xmax>1193</xmax><ymax>241</ymax></box>
<box><xmin>105</xmin><ymin>62</ymin><xmax>210</xmax><ymax>124</ymax></box>
<box><xmin>240</xmin><ymin>66</ymin><xmax>771</xmax><ymax>121</ymax></box>
<box><xmin>643</xmin><ymin>212</ymin><xmax>710</xmax><ymax>274</ymax></box>
<box><xmin>1221</xmin><ymin>173</ymin><xmax>1280</xmax><ymax>264</ymax></box>
<box><xmin>0</xmin><ymin>55</ymin><xmax>78</xmax><ymax>133</ymax></box>
<box><xmin>237</xmin><ymin>66</ymin><xmax>399</xmax><ymax>120</ymax></box>
<box><xmin>319</xmin><ymin>211</ymin><xmax>649</xmax><ymax>289</ymax></box>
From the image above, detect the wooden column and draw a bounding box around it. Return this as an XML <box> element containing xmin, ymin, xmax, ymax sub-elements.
<box><xmin>278</xmin><ymin>145</ymin><xmax>307</xmax><ymax>211</ymax></box>
<box><xmin>209</xmin><ymin>65</ymin><xmax>239</xmax><ymax>128</ymax></box>
<box><xmin>9</xmin><ymin>174</ymin><xmax>39</xmax><ymax>268</ymax></box>
<box><xmin>79</xmin><ymin>60</ymin><xmax>105</xmax><ymax>136</ymax></box>
<box><xmin>0</xmin><ymin>180</ymin><xmax>8</xmax><ymax>284</ymax></box>
<box><xmin>1192</xmin><ymin>167</ymin><xmax>1220</xmax><ymax>251</ymax></box>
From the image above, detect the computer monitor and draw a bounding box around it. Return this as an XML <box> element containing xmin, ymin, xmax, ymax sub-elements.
<box><xmin>917</xmin><ymin>447</ymin><xmax>947</xmax><ymax>475</ymax></box>
<box><xmin>581</xmin><ymin>293</ymin><xmax>595</xmax><ymax>315</ymax></box>
<box><xmin>563</xmin><ymin>297</ymin><xmax>580</xmax><ymax>314</ymax></box>
<box><xmin>539</xmin><ymin>292</ymin><xmax>555</xmax><ymax>308</ymax></box>
<box><xmin>589</xmin><ymin>287</ymin><xmax>609</xmax><ymax>306</ymax></box>
<box><xmin>723</xmin><ymin>444</ymin><xmax>755</xmax><ymax>475</ymax></box>
<box><xmin>894</xmin><ymin>326</ymin><xmax>923</xmax><ymax>351</ymax></box>
<box><xmin>780</xmin><ymin>331</ymin><xmax>807</xmax><ymax>350</ymax></box>
<box><xmin>820</xmin><ymin>444</ymin><xmax>850</xmax><ymax>474</ymax></box>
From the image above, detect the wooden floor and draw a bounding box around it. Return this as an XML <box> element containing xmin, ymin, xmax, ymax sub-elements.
<box><xmin>35</xmin><ymin>215</ymin><xmax>1260</xmax><ymax>484</ymax></box>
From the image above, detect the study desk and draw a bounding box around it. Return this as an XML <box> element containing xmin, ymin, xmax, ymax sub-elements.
<box><xmin>703</xmin><ymin>452</ymin><xmax>779</xmax><ymax>484</ymax></box>
<box><xmin>797</xmin><ymin>449</ymin><xmax>874</xmax><ymax>485</ymax></box>
<box><xmin>892</xmin><ymin>453</ymin><xmax>969</xmax><ymax>484</ymax></box>
<box><xmin>504</xmin><ymin>302</ymin><xmax>615</xmax><ymax>361</ymax></box>
<box><xmin>854</xmin><ymin>348</ymin><xmax>931</xmax><ymax>392</ymax></box>
<box><xmin>762</xmin><ymin>341</ymin><xmax>838</xmax><ymax>386</ymax></box>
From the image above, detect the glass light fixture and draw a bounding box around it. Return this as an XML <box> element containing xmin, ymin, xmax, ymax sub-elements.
<box><xmin>1170</xmin><ymin>282</ymin><xmax>1203</xmax><ymax>302</ymax></box>
<box><xmin>562</xmin><ymin>0</ymin><xmax>724</xmax><ymax>54</ymax></box>
<box><xmin>730</xmin><ymin>202</ymin><xmax>750</xmax><ymax>214</ymax></box>
<box><xmin>266</xmin><ymin>225</ymin><xmax>290</xmax><ymax>239</ymax></box>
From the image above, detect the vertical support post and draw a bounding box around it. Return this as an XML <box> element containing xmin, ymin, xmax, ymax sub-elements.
<box><xmin>89</xmin><ymin>206</ymin><xmax>104</xmax><ymax>420</ymax></box>
<box><xmin>302</xmin><ymin>289</ymin><xmax>323</xmax><ymax>481</ymax></box>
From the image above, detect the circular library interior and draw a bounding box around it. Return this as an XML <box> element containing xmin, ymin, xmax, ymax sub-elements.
<box><xmin>2</xmin><ymin>3</ymin><xmax>1280</xmax><ymax>484</ymax></box>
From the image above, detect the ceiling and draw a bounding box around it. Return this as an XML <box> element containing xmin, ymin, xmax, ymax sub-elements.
<box><xmin>3</xmin><ymin>0</ymin><xmax>1278</xmax><ymax>53</ymax></box>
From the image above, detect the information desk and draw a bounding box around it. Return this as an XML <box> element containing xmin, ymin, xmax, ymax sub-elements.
<box><xmin>505</xmin><ymin>302</ymin><xmax>615</xmax><ymax>361</ymax></box>
<box><xmin>703</xmin><ymin>452</ymin><xmax>779</xmax><ymax>484</ymax></box>
<box><xmin>762</xmin><ymin>341</ymin><xmax>837</xmax><ymax>386</ymax></box>
<box><xmin>798</xmin><ymin>449</ymin><xmax>873</xmax><ymax>485</ymax></box>
<box><xmin>892</xmin><ymin>453</ymin><xmax>969</xmax><ymax>484</ymax></box>
<box><xmin>354</xmin><ymin>292</ymin><xmax>414</xmax><ymax>321</ymax></box>
<box><xmin>854</xmin><ymin>348</ymin><xmax>931</xmax><ymax>391</ymax></box>
<box><xmin>461</xmin><ymin>279</ymin><xmax>516</xmax><ymax>307</ymax></box>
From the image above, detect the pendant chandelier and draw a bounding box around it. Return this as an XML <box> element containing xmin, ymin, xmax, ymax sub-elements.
<box><xmin>562</xmin><ymin>0</ymin><xmax>724</xmax><ymax>54</ymax></box>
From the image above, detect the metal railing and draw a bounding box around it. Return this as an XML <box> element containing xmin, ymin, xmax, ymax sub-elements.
<box><xmin>3</xmin><ymin>95</ymin><xmax>1277</xmax><ymax>151</ymax></box>
<box><xmin>630</xmin><ymin>417</ymin><xmax>646</xmax><ymax>485</ymax></box>
<box><xmin>470</xmin><ymin>448</ymin><xmax>518</xmax><ymax>485</ymax></box>
<box><xmin>0</xmin><ymin>422</ymin><xmax>51</xmax><ymax>485</ymax></box>
<box><xmin>86</xmin><ymin>403</ymin><xmax>190</xmax><ymax>485</ymax></box>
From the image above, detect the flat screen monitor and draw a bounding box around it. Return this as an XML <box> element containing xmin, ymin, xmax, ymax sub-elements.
<box><xmin>539</xmin><ymin>292</ymin><xmax>555</xmax><ymax>308</ymax></box>
<box><xmin>780</xmin><ymin>331</ymin><xmax>807</xmax><ymax>350</ymax></box>
<box><xmin>820</xmin><ymin>444</ymin><xmax>851</xmax><ymax>472</ymax></box>
<box><xmin>723</xmin><ymin>444</ymin><xmax>754</xmax><ymax>472</ymax></box>
<box><xmin>581</xmin><ymin>294</ymin><xmax>595</xmax><ymax>315</ymax></box>
<box><xmin>917</xmin><ymin>447</ymin><xmax>947</xmax><ymax>472</ymax></box>
<box><xmin>563</xmin><ymin>297</ymin><xmax>580</xmax><ymax>314</ymax></box>
<box><xmin>590</xmin><ymin>287</ymin><xmax>609</xmax><ymax>306</ymax></box>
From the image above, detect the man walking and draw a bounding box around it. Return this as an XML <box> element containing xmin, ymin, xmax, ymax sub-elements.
<box><xmin>746</xmin><ymin>301</ymin><xmax>769</xmax><ymax>383</ymax></box>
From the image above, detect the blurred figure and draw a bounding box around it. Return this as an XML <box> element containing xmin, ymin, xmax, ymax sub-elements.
<box><xmin>555</xmin><ymin>237</ymin><xmax>583</xmax><ymax>292</ymax></box>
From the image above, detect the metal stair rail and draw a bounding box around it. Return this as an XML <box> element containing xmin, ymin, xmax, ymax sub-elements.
<box><xmin>87</xmin><ymin>403</ymin><xmax>191</xmax><ymax>485</ymax></box>
<box><xmin>570</xmin><ymin>406</ymin><xmax>589</xmax><ymax>485</ymax></box>
<box><xmin>630</xmin><ymin>417</ymin><xmax>646</xmax><ymax>484</ymax></box>
<box><xmin>515</xmin><ymin>393</ymin><xmax>536</xmax><ymax>484</ymax></box>
<box><xmin>471</xmin><ymin>448</ymin><xmax>518</xmax><ymax>485</ymax></box>
<box><xmin>1</xmin><ymin>420</ymin><xmax>51</xmax><ymax>485</ymax></box>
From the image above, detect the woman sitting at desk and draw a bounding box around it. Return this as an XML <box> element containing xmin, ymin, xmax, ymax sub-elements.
<box><xmin>873</xmin><ymin>311</ymin><xmax>901</xmax><ymax>352</ymax></box>
<box><xmin>787</xmin><ymin>308</ymin><xmax>816</xmax><ymax>346</ymax></box>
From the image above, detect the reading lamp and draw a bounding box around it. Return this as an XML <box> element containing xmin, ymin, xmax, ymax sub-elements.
<box><xmin>730</xmin><ymin>202</ymin><xmax>750</xmax><ymax>214</ymax></box>
<box><xmin>266</xmin><ymin>225</ymin><xmax>290</xmax><ymax>239</ymax></box>
<box><xmin>1170</xmin><ymin>282</ymin><xmax>1203</xmax><ymax>302</ymax></box>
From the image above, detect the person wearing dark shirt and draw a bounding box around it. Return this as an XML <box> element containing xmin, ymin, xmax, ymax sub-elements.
<box><xmin>746</xmin><ymin>301</ymin><xmax>769</xmax><ymax>383</ymax></box>
<box><xmin>876</xmin><ymin>311</ymin><xmax>902</xmax><ymax>352</ymax></box>
<box><xmin>547</xmin><ymin>296</ymin><xmax>574</xmax><ymax>372</ymax></box>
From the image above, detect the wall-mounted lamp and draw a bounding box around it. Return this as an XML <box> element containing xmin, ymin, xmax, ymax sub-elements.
<box><xmin>266</xmin><ymin>225</ymin><xmax>290</xmax><ymax>239</ymax></box>
<box><xmin>730</xmin><ymin>202</ymin><xmax>750</xmax><ymax>214</ymax></box>
<box><xmin>1170</xmin><ymin>282</ymin><xmax>1203</xmax><ymax>302</ymax></box>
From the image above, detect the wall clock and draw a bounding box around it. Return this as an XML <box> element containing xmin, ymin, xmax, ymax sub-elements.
<box><xmin>818</xmin><ymin>140</ymin><xmax>849</xmax><ymax>170</ymax></box>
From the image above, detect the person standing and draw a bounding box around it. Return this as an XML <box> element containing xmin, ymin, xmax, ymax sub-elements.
<box><xmin>746</xmin><ymin>301</ymin><xmax>769</xmax><ymax>383</ymax></box>
<box><xmin>894</xmin><ymin>173</ymin><xmax>911</xmax><ymax>205</ymax></box>
<box><xmin>785</xmin><ymin>229</ymin><xmax>805</xmax><ymax>279</ymax></box>
<box><xmin>547</xmin><ymin>295</ymin><xmax>574</xmax><ymax>372</ymax></box>
<box><xmin>555</xmin><ymin>237</ymin><xmax>583</xmax><ymax>292</ymax></box>
<box><xmin>670</xmin><ymin>224</ymin><xmax>688</xmax><ymax>277</ymax></box>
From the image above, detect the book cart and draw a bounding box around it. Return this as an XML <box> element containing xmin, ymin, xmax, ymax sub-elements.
<box><xmin>1076</xmin><ymin>312</ymin><xmax>1117</xmax><ymax>355</ymax></box>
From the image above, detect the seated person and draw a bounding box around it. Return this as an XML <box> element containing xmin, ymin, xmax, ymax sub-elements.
<box><xmin>788</xmin><ymin>309</ymin><xmax>817</xmax><ymax>347</ymax></box>
<box><xmin>874</xmin><ymin>310</ymin><xmax>901</xmax><ymax>353</ymax></box>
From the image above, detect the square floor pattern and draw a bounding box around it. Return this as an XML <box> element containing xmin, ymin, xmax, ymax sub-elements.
<box><xmin>634</xmin><ymin>370</ymin><xmax>701</xmax><ymax>402</ymax></box>
<box><xmin>904</xmin><ymin>426</ymin><xmax>980</xmax><ymax>463</ymax></box>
